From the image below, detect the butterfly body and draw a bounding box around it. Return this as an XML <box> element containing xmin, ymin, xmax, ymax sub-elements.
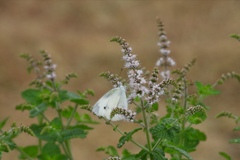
<box><xmin>92</xmin><ymin>85</ymin><xmax>128</xmax><ymax>121</ymax></box>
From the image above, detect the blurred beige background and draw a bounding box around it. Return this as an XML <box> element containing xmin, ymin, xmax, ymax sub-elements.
<box><xmin>0</xmin><ymin>1</ymin><xmax>240</xmax><ymax>159</ymax></box>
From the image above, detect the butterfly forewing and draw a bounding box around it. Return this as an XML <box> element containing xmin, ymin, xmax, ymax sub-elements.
<box><xmin>92</xmin><ymin>86</ymin><xmax>128</xmax><ymax>120</ymax></box>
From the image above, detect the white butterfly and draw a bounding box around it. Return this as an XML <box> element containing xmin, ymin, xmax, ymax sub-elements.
<box><xmin>92</xmin><ymin>85</ymin><xmax>128</xmax><ymax>121</ymax></box>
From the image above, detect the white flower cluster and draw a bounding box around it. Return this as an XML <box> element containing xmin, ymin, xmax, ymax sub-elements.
<box><xmin>120</xmin><ymin>41</ymin><xmax>148</xmax><ymax>102</ymax></box>
<box><xmin>111</xmin><ymin>107</ymin><xmax>136</xmax><ymax>122</ymax></box>
<box><xmin>146</xmin><ymin>69</ymin><xmax>164</xmax><ymax>105</ymax></box>
<box><xmin>155</xmin><ymin>20</ymin><xmax>175</xmax><ymax>80</ymax></box>
<box><xmin>42</xmin><ymin>52</ymin><xmax>57</xmax><ymax>80</ymax></box>
<box><xmin>146</xmin><ymin>81</ymin><xmax>164</xmax><ymax>105</ymax></box>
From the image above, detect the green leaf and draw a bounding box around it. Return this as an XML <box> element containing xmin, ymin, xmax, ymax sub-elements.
<box><xmin>150</xmin><ymin>103</ymin><xmax>158</xmax><ymax>112</ymax></box>
<box><xmin>117</xmin><ymin>128</ymin><xmax>142</xmax><ymax>148</ymax></box>
<box><xmin>75</xmin><ymin>113</ymin><xmax>99</xmax><ymax>124</ymax></box>
<box><xmin>0</xmin><ymin>140</ymin><xmax>16</xmax><ymax>152</ymax></box>
<box><xmin>219</xmin><ymin>151</ymin><xmax>232</xmax><ymax>160</ymax></box>
<box><xmin>195</xmin><ymin>81</ymin><xmax>220</xmax><ymax>96</ymax></box>
<box><xmin>0</xmin><ymin>117</ymin><xmax>8</xmax><ymax>130</ymax></box>
<box><xmin>38</xmin><ymin>142</ymin><xmax>68</xmax><ymax>160</ymax></box>
<box><xmin>58</xmin><ymin>90</ymin><xmax>70</xmax><ymax>102</ymax></box>
<box><xmin>229</xmin><ymin>138</ymin><xmax>240</xmax><ymax>144</ymax></box>
<box><xmin>188</xmin><ymin>111</ymin><xmax>207</xmax><ymax>124</ymax></box>
<box><xmin>150</xmin><ymin>148</ymin><xmax>167</xmax><ymax>160</ymax></box>
<box><xmin>29</xmin><ymin>103</ymin><xmax>47</xmax><ymax>118</ymax></box>
<box><xmin>70</xmin><ymin>98</ymin><xmax>89</xmax><ymax>105</ymax></box>
<box><xmin>150</xmin><ymin>118</ymin><xmax>180</xmax><ymax>141</ymax></box>
<box><xmin>50</xmin><ymin>118</ymin><xmax>62</xmax><ymax>130</ymax></box>
<box><xmin>96</xmin><ymin>146</ymin><xmax>119</xmax><ymax>156</ymax></box>
<box><xmin>30</xmin><ymin>118</ymin><xmax>63</xmax><ymax>142</ymax></box>
<box><xmin>233</xmin><ymin>126</ymin><xmax>240</xmax><ymax>131</ymax></box>
<box><xmin>177</xmin><ymin>127</ymin><xmax>206</xmax><ymax>152</ymax></box>
<box><xmin>230</xmin><ymin>34</ymin><xmax>240</xmax><ymax>41</ymax></box>
<box><xmin>61</xmin><ymin>106</ymin><xmax>74</xmax><ymax>119</ymax></box>
<box><xmin>165</xmin><ymin>144</ymin><xmax>193</xmax><ymax>160</ymax></box>
<box><xmin>42</xmin><ymin>142</ymin><xmax>61</xmax><ymax>155</ymax></box>
<box><xmin>135</xmin><ymin>149</ymin><xmax>148</xmax><ymax>160</ymax></box>
<box><xmin>30</xmin><ymin>124</ymin><xmax>59</xmax><ymax>142</ymax></box>
<box><xmin>19</xmin><ymin>145</ymin><xmax>38</xmax><ymax>159</ymax></box>
<box><xmin>16</xmin><ymin>103</ymin><xmax>34</xmax><ymax>111</ymax></box>
<box><xmin>61</xmin><ymin>126</ymin><xmax>88</xmax><ymax>141</ymax></box>
<box><xmin>62</xmin><ymin>107</ymin><xmax>98</xmax><ymax>124</ymax></box>
<box><xmin>122</xmin><ymin>149</ymin><xmax>136</xmax><ymax>160</ymax></box>
<box><xmin>22</xmin><ymin>89</ymin><xmax>42</xmax><ymax>105</ymax></box>
<box><xmin>67</xmin><ymin>91</ymin><xmax>89</xmax><ymax>105</ymax></box>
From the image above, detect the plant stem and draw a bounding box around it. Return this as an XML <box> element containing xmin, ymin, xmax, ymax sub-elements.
<box><xmin>66</xmin><ymin>104</ymin><xmax>78</xmax><ymax>128</ymax></box>
<box><xmin>61</xmin><ymin>142</ymin><xmax>73</xmax><ymax>160</ymax></box>
<box><xmin>141</xmin><ymin>99</ymin><xmax>152</xmax><ymax>152</ymax></box>
<box><xmin>152</xmin><ymin>138</ymin><xmax>163</xmax><ymax>151</ymax></box>
<box><xmin>107</xmin><ymin>120</ymin><xmax>149</xmax><ymax>152</ymax></box>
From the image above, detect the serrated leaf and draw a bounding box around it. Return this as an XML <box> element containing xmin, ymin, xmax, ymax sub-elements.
<box><xmin>19</xmin><ymin>145</ymin><xmax>38</xmax><ymax>159</ymax></box>
<box><xmin>150</xmin><ymin>118</ymin><xmax>180</xmax><ymax>141</ymax></box>
<box><xmin>177</xmin><ymin>127</ymin><xmax>206</xmax><ymax>152</ymax></box>
<box><xmin>16</xmin><ymin>103</ymin><xmax>33</xmax><ymax>111</ymax></box>
<box><xmin>0</xmin><ymin>117</ymin><xmax>8</xmax><ymax>130</ymax></box>
<box><xmin>42</xmin><ymin>142</ymin><xmax>61</xmax><ymax>155</ymax></box>
<box><xmin>38</xmin><ymin>142</ymin><xmax>68</xmax><ymax>160</ymax></box>
<box><xmin>22</xmin><ymin>89</ymin><xmax>42</xmax><ymax>105</ymax></box>
<box><xmin>188</xmin><ymin>111</ymin><xmax>207</xmax><ymax>124</ymax></box>
<box><xmin>60</xmin><ymin>126</ymin><xmax>88</xmax><ymax>141</ymax></box>
<box><xmin>50</xmin><ymin>118</ymin><xmax>62</xmax><ymax>130</ymax></box>
<box><xmin>135</xmin><ymin>149</ymin><xmax>148</xmax><ymax>160</ymax></box>
<box><xmin>58</xmin><ymin>90</ymin><xmax>70</xmax><ymax>102</ymax></box>
<box><xmin>0</xmin><ymin>140</ymin><xmax>16</xmax><ymax>152</ymax></box>
<box><xmin>61</xmin><ymin>106</ymin><xmax>74</xmax><ymax>119</ymax></box>
<box><xmin>195</xmin><ymin>81</ymin><xmax>220</xmax><ymax>96</ymax></box>
<box><xmin>150</xmin><ymin>148</ymin><xmax>167</xmax><ymax>160</ymax></box>
<box><xmin>165</xmin><ymin>144</ymin><xmax>193</xmax><ymax>160</ymax></box>
<box><xmin>30</xmin><ymin>124</ymin><xmax>58</xmax><ymax>141</ymax></box>
<box><xmin>29</xmin><ymin>103</ymin><xmax>47</xmax><ymax>118</ymax></box>
<box><xmin>117</xmin><ymin>128</ymin><xmax>142</xmax><ymax>148</ymax></box>
<box><xmin>219</xmin><ymin>151</ymin><xmax>232</xmax><ymax>160</ymax></box>
<box><xmin>67</xmin><ymin>91</ymin><xmax>89</xmax><ymax>105</ymax></box>
<box><xmin>122</xmin><ymin>149</ymin><xmax>135</xmax><ymax>160</ymax></box>
<box><xmin>96</xmin><ymin>146</ymin><xmax>119</xmax><ymax>156</ymax></box>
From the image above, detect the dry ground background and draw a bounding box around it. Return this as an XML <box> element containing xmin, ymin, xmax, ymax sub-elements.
<box><xmin>0</xmin><ymin>1</ymin><xmax>240</xmax><ymax>160</ymax></box>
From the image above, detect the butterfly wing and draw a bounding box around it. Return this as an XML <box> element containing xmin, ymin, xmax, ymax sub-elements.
<box><xmin>92</xmin><ymin>86</ymin><xmax>128</xmax><ymax>120</ymax></box>
<box><xmin>116</xmin><ymin>85</ymin><xmax>128</xmax><ymax>109</ymax></box>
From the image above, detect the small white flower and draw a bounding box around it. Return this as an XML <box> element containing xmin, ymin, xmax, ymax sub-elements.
<box><xmin>167</xmin><ymin>57</ymin><xmax>176</xmax><ymax>66</ymax></box>
<box><xmin>156</xmin><ymin>57</ymin><xmax>164</xmax><ymax>66</ymax></box>
<box><xmin>159</xmin><ymin>35</ymin><xmax>167</xmax><ymax>41</ymax></box>
<box><xmin>46</xmin><ymin>72</ymin><xmax>56</xmax><ymax>79</ymax></box>
<box><xmin>160</xmin><ymin>70</ymin><xmax>170</xmax><ymax>79</ymax></box>
<box><xmin>160</xmin><ymin>49</ymin><xmax>170</xmax><ymax>55</ymax></box>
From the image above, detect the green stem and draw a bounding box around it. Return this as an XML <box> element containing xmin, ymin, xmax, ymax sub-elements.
<box><xmin>152</xmin><ymin>138</ymin><xmax>163</xmax><ymax>151</ymax></box>
<box><xmin>61</xmin><ymin>142</ymin><xmax>73</xmax><ymax>160</ymax></box>
<box><xmin>66</xmin><ymin>104</ymin><xmax>78</xmax><ymax>128</ymax></box>
<box><xmin>179</xmin><ymin>79</ymin><xmax>188</xmax><ymax>159</ymax></box>
<box><xmin>141</xmin><ymin>99</ymin><xmax>152</xmax><ymax>152</ymax></box>
<box><xmin>107</xmin><ymin>119</ymin><xmax>149</xmax><ymax>152</ymax></box>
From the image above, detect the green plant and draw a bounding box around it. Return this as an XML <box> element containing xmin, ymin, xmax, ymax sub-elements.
<box><xmin>89</xmin><ymin>19</ymin><xmax>240</xmax><ymax>160</ymax></box>
<box><xmin>14</xmin><ymin>51</ymin><xmax>96</xmax><ymax>160</ymax></box>
<box><xmin>0</xmin><ymin>18</ymin><xmax>239</xmax><ymax>160</ymax></box>
<box><xmin>0</xmin><ymin>118</ymin><xmax>34</xmax><ymax>159</ymax></box>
